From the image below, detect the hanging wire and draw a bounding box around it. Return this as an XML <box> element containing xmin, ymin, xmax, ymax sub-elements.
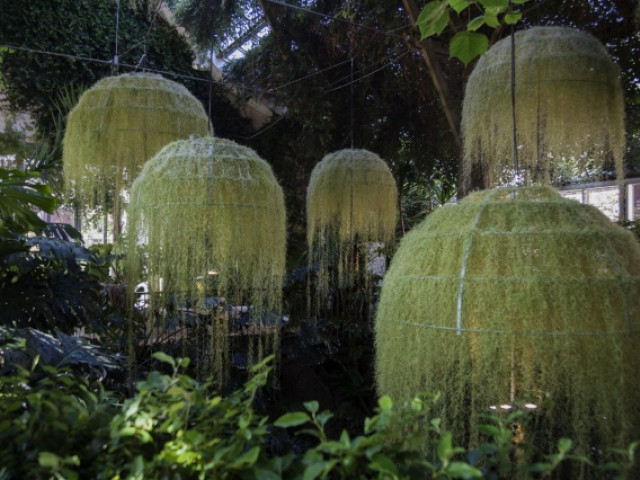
<box><xmin>324</xmin><ymin>49</ymin><xmax>410</xmax><ymax>92</ymax></box>
<box><xmin>113</xmin><ymin>0</ymin><xmax>121</xmax><ymax>70</ymax></box>
<box><xmin>511</xmin><ymin>24</ymin><xmax>519</xmax><ymax>185</ymax></box>
<box><xmin>350</xmin><ymin>56</ymin><xmax>354</xmax><ymax>148</ymax></box>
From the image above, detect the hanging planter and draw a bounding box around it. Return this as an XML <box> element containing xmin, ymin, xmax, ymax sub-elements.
<box><xmin>375</xmin><ymin>187</ymin><xmax>640</xmax><ymax>465</ymax></box>
<box><xmin>63</xmin><ymin>72</ymin><xmax>210</xmax><ymax>209</ymax></box>
<box><xmin>461</xmin><ymin>27</ymin><xmax>625</xmax><ymax>189</ymax></box>
<box><xmin>306</xmin><ymin>149</ymin><xmax>398</xmax><ymax>311</ymax></box>
<box><xmin>126</xmin><ymin>136</ymin><xmax>286</xmax><ymax>380</ymax></box>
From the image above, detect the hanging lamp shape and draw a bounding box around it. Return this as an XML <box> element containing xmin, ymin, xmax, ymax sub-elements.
<box><xmin>126</xmin><ymin>137</ymin><xmax>286</xmax><ymax>379</ymax></box>
<box><xmin>461</xmin><ymin>27</ymin><xmax>625</xmax><ymax>190</ymax></box>
<box><xmin>63</xmin><ymin>72</ymin><xmax>210</xmax><ymax>208</ymax></box>
<box><xmin>375</xmin><ymin>187</ymin><xmax>640</xmax><ymax>471</ymax></box>
<box><xmin>306</xmin><ymin>149</ymin><xmax>398</xmax><ymax>306</ymax></box>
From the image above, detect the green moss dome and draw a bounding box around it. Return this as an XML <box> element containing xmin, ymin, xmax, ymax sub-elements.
<box><xmin>127</xmin><ymin>136</ymin><xmax>286</xmax><ymax>314</ymax></box>
<box><xmin>63</xmin><ymin>72</ymin><xmax>210</xmax><ymax>207</ymax></box>
<box><xmin>307</xmin><ymin>149</ymin><xmax>397</xmax><ymax>247</ymax></box>
<box><xmin>375</xmin><ymin>187</ymin><xmax>640</xmax><ymax>461</ymax></box>
<box><xmin>462</xmin><ymin>27</ymin><xmax>624</xmax><ymax>189</ymax></box>
<box><xmin>307</xmin><ymin>149</ymin><xmax>397</xmax><ymax>299</ymax></box>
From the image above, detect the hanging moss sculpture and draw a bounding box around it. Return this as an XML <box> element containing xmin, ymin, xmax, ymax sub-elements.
<box><xmin>306</xmin><ymin>149</ymin><xmax>398</xmax><ymax>309</ymax></box>
<box><xmin>126</xmin><ymin>136</ymin><xmax>286</xmax><ymax>381</ymax></box>
<box><xmin>63</xmin><ymin>72</ymin><xmax>210</xmax><ymax>208</ymax></box>
<box><xmin>462</xmin><ymin>27</ymin><xmax>625</xmax><ymax>189</ymax></box>
<box><xmin>375</xmin><ymin>187</ymin><xmax>640</xmax><ymax>467</ymax></box>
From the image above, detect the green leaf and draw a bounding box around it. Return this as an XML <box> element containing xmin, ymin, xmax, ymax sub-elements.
<box><xmin>38</xmin><ymin>452</ymin><xmax>62</xmax><ymax>470</ymax></box>
<box><xmin>370</xmin><ymin>453</ymin><xmax>399</xmax><ymax>475</ymax></box>
<box><xmin>316</xmin><ymin>410</ymin><xmax>334</xmax><ymax>427</ymax></box>
<box><xmin>484</xmin><ymin>12</ymin><xmax>500</xmax><ymax>28</ymax></box>
<box><xmin>504</xmin><ymin>11</ymin><xmax>523</xmax><ymax>24</ymax></box>
<box><xmin>229</xmin><ymin>446</ymin><xmax>260</xmax><ymax>468</ymax></box>
<box><xmin>303</xmin><ymin>461</ymin><xmax>328</xmax><ymax>480</ymax></box>
<box><xmin>449</xmin><ymin>0</ymin><xmax>470</xmax><ymax>14</ymax></box>
<box><xmin>274</xmin><ymin>411</ymin><xmax>311</xmax><ymax>428</ymax></box>
<box><xmin>477</xmin><ymin>424</ymin><xmax>501</xmax><ymax>437</ymax></box>
<box><xmin>557</xmin><ymin>437</ymin><xmax>572</xmax><ymax>453</ymax></box>
<box><xmin>378</xmin><ymin>395</ymin><xmax>393</xmax><ymax>411</ymax></box>
<box><xmin>304</xmin><ymin>401</ymin><xmax>319</xmax><ymax>414</ymax></box>
<box><xmin>478</xmin><ymin>0</ymin><xmax>508</xmax><ymax>10</ymax></box>
<box><xmin>438</xmin><ymin>432</ymin><xmax>454</xmax><ymax>461</ymax></box>
<box><xmin>450</xmin><ymin>31</ymin><xmax>489</xmax><ymax>65</ymax></box>
<box><xmin>152</xmin><ymin>351</ymin><xmax>176</xmax><ymax>367</ymax></box>
<box><xmin>467</xmin><ymin>16</ymin><xmax>486</xmax><ymax>31</ymax></box>
<box><xmin>417</xmin><ymin>0</ymin><xmax>450</xmax><ymax>39</ymax></box>
<box><xmin>446</xmin><ymin>461</ymin><xmax>483</xmax><ymax>478</ymax></box>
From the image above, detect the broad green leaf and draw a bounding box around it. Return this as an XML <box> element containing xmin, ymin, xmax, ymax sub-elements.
<box><xmin>477</xmin><ymin>424</ymin><xmax>501</xmax><ymax>437</ymax></box>
<box><xmin>438</xmin><ymin>432</ymin><xmax>454</xmax><ymax>461</ymax></box>
<box><xmin>378</xmin><ymin>395</ymin><xmax>393</xmax><ymax>410</ymax></box>
<box><xmin>417</xmin><ymin>0</ymin><xmax>450</xmax><ymax>38</ymax></box>
<box><xmin>316</xmin><ymin>410</ymin><xmax>334</xmax><ymax>427</ymax></box>
<box><xmin>370</xmin><ymin>453</ymin><xmax>399</xmax><ymax>475</ymax></box>
<box><xmin>446</xmin><ymin>461</ymin><xmax>483</xmax><ymax>478</ymax></box>
<box><xmin>504</xmin><ymin>11</ymin><xmax>523</xmax><ymax>24</ymax></box>
<box><xmin>229</xmin><ymin>446</ymin><xmax>260</xmax><ymax>468</ymax></box>
<box><xmin>152</xmin><ymin>351</ymin><xmax>176</xmax><ymax>367</ymax></box>
<box><xmin>450</xmin><ymin>31</ymin><xmax>489</xmax><ymax>65</ymax></box>
<box><xmin>274</xmin><ymin>411</ymin><xmax>311</xmax><ymax>428</ymax></box>
<box><xmin>485</xmin><ymin>6</ymin><xmax>506</xmax><ymax>15</ymax></box>
<box><xmin>304</xmin><ymin>400</ymin><xmax>319</xmax><ymax>414</ymax></box>
<box><xmin>484</xmin><ymin>12</ymin><xmax>500</xmax><ymax>28</ymax></box>
<box><xmin>38</xmin><ymin>452</ymin><xmax>62</xmax><ymax>469</ymax></box>
<box><xmin>449</xmin><ymin>0</ymin><xmax>470</xmax><ymax>14</ymax></box>
<box><xmin>557</xmin><ymin>437</ymin><xmax>572</xmax><ymax>453</ymax></box>
<box><xmin>478</xmin><ymin>0</ymin><xmax>508</xmax><ymax>9</ymax></box>
<box><xmin>467</xmin><ymin>16</ymin><xmax>486</xmax><ymax>31</ymax></box>
<box><xmin>303</xmin><ymin>461</ymin><xmax>328</xmax><ymax>480</ymax></box>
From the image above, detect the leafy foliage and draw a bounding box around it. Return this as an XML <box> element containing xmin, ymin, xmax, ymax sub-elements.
<box><xmin>0</xmin><ymin>168</ymin><xmax>56</xmax><ymax>250</ymax></box>
<box><xmin>0</xmin><ymin>0</ymin><xmax>249</xmax><ymax>143</ymax></box>
<box><xmin>417</xmin><ymin>0</ymin><xmax>529</xmax><ymax>64</ymax></box>
<box><xmin>0</xmin><ymin>233</ymin><xmax>107</xmax><ymax>332</ymax></box>
<box><xmin>1</xmin><ymin>350</ymin><xmax>636</xmax><ymax>479</ymax></box>
<box><xmin>0</xmin><ymin>167</ymin><xmax>110</xmax><ymax>332</ymax></box>
<box><xmin>175</xmin><ymin>0</ymin><xmax>264</xmax><ymax>52</ymax></box>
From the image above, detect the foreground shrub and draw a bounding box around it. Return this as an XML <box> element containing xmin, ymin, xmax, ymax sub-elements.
<box><xmin>0</xmin><ymin>348</ymin><xmax>636</xmax><ymax>479</ymax></box>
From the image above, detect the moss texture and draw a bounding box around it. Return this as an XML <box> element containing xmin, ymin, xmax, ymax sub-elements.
<box><xmin>462</xmin><ymin>27</ymin><xmax>625</xmax><ymax>189</ymax></box>
<box><xmin>63</xmin><ymin>72</ymin><xmax>210</xmax><ymax>208</ymax></box>
<box><xmin>306</xmin><ymin>149</ymin><xmax>398</xmax><ymax>308</ymax></box>
<box><xmin>375</xmin><ymin>187</ymin><xmax>640</xmax><ymax>465</ymax></box>
<box><xmin>126</xmin><ymin>136</ymin><xmax>286</xmax><ymax>380</ymax></box>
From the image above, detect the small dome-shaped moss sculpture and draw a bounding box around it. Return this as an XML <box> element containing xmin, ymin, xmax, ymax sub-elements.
<box><xmin>126</xmin><ymin>136</ymin><xmax>286</xmax><ymax>380</ymax></box>
<box><xmin>375</xmin><ymin>187</ymin><xmax>640</xmax><ymax>466</ymax></box>
<box><xmin>306</xmin><ymin>149</ymin><xmax>398</xmax><ymax>309</ymax></box>
<box><xmin>63</xmin><ymin>72</ymin><xmax>210</xmax><ymax>208</ymax></box>
<box><xmin>462</xmin><ymin>27</ymin><xmax>625</xmax><ymax>189</ymax></box>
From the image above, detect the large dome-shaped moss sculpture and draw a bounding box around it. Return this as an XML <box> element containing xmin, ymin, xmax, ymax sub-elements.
<box><xmin>462</xmin><ymin>27</ymin><xmax>625</xmax><ymax>189</ymax></box>
<box><xmin>126</xmin><ymin>136</ymin><xmax>286</xmax><ymax>381</ymax></box>
<box><xmin>63</xmin><ymin>72</ymin><xmax>210</xmax><ymax>209</ymax></box>
<box><xmin>306</xmin><ymin>149</ymin><xmax>398</xmax><ymax>310</ymax></box>
<box><xmin>375</xmin><ymin>187</ymin><xmax>640</xmax><ymax>465</ymax></box>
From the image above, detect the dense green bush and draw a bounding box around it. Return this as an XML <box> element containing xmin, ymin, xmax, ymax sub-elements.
<box><xmin>0</xmin><ymin>346</ymin><xmax>636</xmax><ymax>479</ymax></box>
